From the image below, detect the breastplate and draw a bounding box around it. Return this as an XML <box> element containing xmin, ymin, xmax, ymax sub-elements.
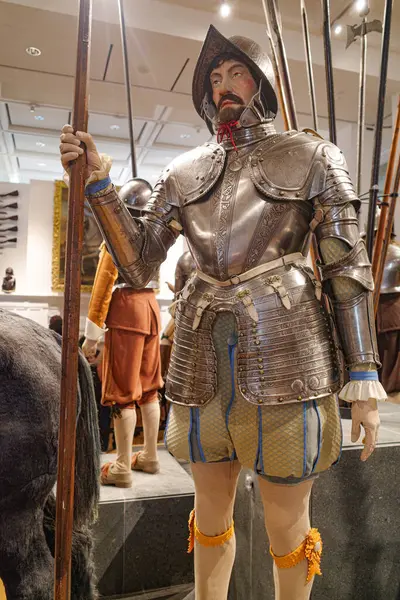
<box><xmin>181</xmin><ymin>146</ymin><xmax>312</xmax><ymax>281</ymax></box>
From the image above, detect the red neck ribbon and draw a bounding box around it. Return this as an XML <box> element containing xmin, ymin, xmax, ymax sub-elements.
<box><xmin>217</xmin><ymin>120</ymin><xmax>239</xmax><ymax>151</ymax></box>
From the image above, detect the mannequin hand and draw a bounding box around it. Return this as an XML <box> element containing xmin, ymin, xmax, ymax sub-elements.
<box><xmin>82</xmin><ymin>337</ymin><xmax>98</xmax><ymax>361</ymax></box>
<box><xmin>351</xmin><ymin>398</ymin><xmax>380</xmax><ymax>462</ymax></box>
<box><xmin>60</xmin><ymin>125</ymin><xmax>102</xmax><ymax>183</ymax></box>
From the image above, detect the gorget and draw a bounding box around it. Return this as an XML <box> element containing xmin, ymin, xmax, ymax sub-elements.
<box><xmin>165</xmin><ymin>261</ymin><xmax>343</xmax><ymax>407</ymax></box>
<box><xmin>219</xmin><ymin>120</ymin><xmax>278</xmax><ymax>150</ymax></box>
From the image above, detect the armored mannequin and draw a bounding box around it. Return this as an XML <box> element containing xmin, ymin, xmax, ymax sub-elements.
<box><xmin>377</xmin><ymin>234</ymin><xmax>400</xmax><ymax>399</ymax></box>
<box><xmin>60</xmin><ymin>25</ymin><xmax>386</xmax><ymax>600</ymax></box>
<box><xmin>82</xmin><ymin>180</ymin><xmax>163</xmax><ymax>488</ymax></box>
<box><xmin>160</xmin><ymin>250</ymin><xmax>196</xmax><ymax>378</ymax></box>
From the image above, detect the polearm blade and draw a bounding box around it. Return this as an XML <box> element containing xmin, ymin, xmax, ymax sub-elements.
<box><xmin>366</xmin><ymin>0</ymin><xmax>393</xmax><ymax>259</ymax></box>
<box><xmin>373</xmin><ymin>150</ymin><xmax>400</xmax><ymax>313</ymax></box>
<box><xmin>372</xmin><ymin>94</ymin><xmax>400</xmax><ymax>302</ymax></box>
<box><xmin>261</xmin><ymin>0</ymin><xmax>299</xmax><ymax>130</ymax></box>
<box><xmin>321</xmin><ymin>0</ymin><xmax>337</xmax><ymax>144</ymax></box>
<box><xmin>301</xmin><ymin>0</ymin><xmax>318</xmax><ymax>131</ymax></box>
<box><xmin>0</xmin><ymin>202</ymin><xmax>18</xmax><ymax>210</ymax></box>
<box><xmin>118</xmin><ymin>0</ymin><xmax>137</xmax><ymax>178</ymax></box>
<box><xmin>0</xmin><ymin>215</ymin><xmax>18</xmax><ymax>221</ymax></box>
<box><xmin>0</xmin><ymin>225</ymin><xmax>18</xmax><ymax>233</ymax></box>
<box><xmin>0</xmin><ymin>190</ymin><xmax>18</xmax><ymax>198</ymax></box>
<box><xmin>54</xmin><ymin>1</ymin><xmax>92</xmax><ymax>599</ymax></box>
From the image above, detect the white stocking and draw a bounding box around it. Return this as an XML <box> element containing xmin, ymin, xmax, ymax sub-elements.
<box><xmin>111</xmin><ymin>408</ymin><xmax>137</xmax><ymax>473</ymax></box>
<box><xmin>191</xmin><ymin>461</ymin><xmax>241</xmax><ymax>600</ymax></box>
<box><xmin>140</xmin><ymin>400</ymin><xmax>160</xmax><ymax>462</ymax></box>
<box><xmin>258</xmin><ymin>477</ymin><xmax>315</xmax><ymax>600</ymax></box>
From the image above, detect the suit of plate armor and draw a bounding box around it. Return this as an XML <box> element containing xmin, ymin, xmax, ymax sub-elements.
<box><xmin>86</xmin><ymin>27</ymin><xmax>380</xmax><ymax>412</ymax></box>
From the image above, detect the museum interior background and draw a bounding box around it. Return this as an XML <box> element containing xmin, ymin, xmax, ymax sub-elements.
<box><xmin>0</xmin><ymin>0</ymin><xmax>399</xmax><ymax>599</ymax></box>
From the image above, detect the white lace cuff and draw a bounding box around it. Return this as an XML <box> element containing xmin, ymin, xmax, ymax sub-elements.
<box><xmin>84</xmin><ymin>318</ymin><xmax>106</xmax><ymax>342</ymax></box>
<box><xmin>339</xmin><ymin>380</ymin><xmax>387</xmax><ymax>402</ymax></box>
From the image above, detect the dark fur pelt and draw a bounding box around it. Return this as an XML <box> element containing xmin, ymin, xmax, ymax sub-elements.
<box><xmin>0</xmin><ymin>309</ymin><xmax>100</xmax><ymax>599</ymax></box>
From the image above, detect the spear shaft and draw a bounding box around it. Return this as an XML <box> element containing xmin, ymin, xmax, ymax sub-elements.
<box><xmin>262</xmin><ymin>0</ymin><xmax>298</xmax><ymax>130</ymax></box>
<box><xmin>365</xmin><ymin>0</ymin><xmax>393</xmax><ymax>259</ymax></box>
<box><xmin>372</xmin><ymin>95</ymin><xmax>400</xmax><ymax>308</ymax></box>
<box><xmin>118</xmin><ymin>0</ymin><xmax>137</xmax><ymax>178</ymax></box>
<box><xmin>321</xmin><ymin>0</ymin><xmax>337</xmax><ymax>144</ymax></box>
<box><xmin>373</xmin><ymin>153</ymin><xmax>400</xmax><ymax>313</ymax></box>
<box><xmin>301</xmin><ymin>0</ymin><xmax>318</xmax><ymax>131</ymax></box>
<box><xmin>54</xmin><ymin>2</ymin><xmax>92</xmax><ymax>599</ymax></box>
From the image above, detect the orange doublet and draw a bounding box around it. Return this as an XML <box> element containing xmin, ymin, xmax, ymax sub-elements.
<box><xmin>87</xmin><ymin>242</ymin><xmax>119</xmax><ymax>329</ymax></box>
<box><xmin>270</xmin><ymin>528</ymin><xmax>323</xmax><ymax>583</ymax></box>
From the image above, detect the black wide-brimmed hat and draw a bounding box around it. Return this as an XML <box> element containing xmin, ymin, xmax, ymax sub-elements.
<box><xmin>192</xmin><ymin>25</ymin><xmax>278</xmax><ymax>132</ymax></box>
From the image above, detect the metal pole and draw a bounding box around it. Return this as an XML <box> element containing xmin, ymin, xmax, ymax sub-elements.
<box><xmin>54</xmin><ymin>1</ymin><xmax>92</xmax><ymax>599</ymax></box>
<box><xmin>118</xmin><ymin>0</ymin><xmax>137</xmax><ymax>178</ymax></box>
<box><xmin>301</xmin><ymin>0</ymin><xmax>319</xmax><ymax>131</ymax></box>
<box><xmin>356</xmin><ymin>11</ymin><xmax>368</xmax><ymax>196</ymax></box>
<box><xmin>262</xmin><ymin>0</ymin><xmax>299</xmax><ymax>130</ymax></box>
<box><xmin>366</xmin><ymin>0</ymin><xmax>393</xmax><ymax>259</ymax></box>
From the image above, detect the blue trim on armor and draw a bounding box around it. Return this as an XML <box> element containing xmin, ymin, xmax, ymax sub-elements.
<box><xmin>311</xmin><ymin>400</ymin><xmax>322</xmax><ymax>474</ymax></box>
<box><xmin>257</xmin><ymin>406</ymin><xmax>265</xmax><ymax>474</ymax></box>
<box><xmin>163</xmin><ymin>405</ymin><xmax>171</xmax><ymax>450</ymax></box>
<box><xmin>226</xmin><ymin>337</ymin><xmax>237</xmax><ymax>428</ymax></box>
<box><xmin>195</xmin><ymin>408</ymin><xmax>206</xmax><ymax>462</ymax></box>
<box><xmin>349</xmin><ymin>371</ymin><xmax>379</xmax><ymax>381</ymax></box>
<box><xmin>188</xmin><ymin>408</ymin><xmax>194</xmax><ymax>462</ymax></box>
<box><xmin>332</xmin><ymin>396</ymin><xmax>343</xmax><ymax>466</ymax></box>
<box><xmin>85</xmin><ymin>176</ymin><xmax>111</xmax><ymax>196</ymax></box>
<box><xmin>302</xmin><ymin>402</ymin><xmax>307</xmax><ymax>477</ymax></box>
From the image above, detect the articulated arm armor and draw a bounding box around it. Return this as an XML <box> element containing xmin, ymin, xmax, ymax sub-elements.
<box><xmin>87</xmin><ymin>183</ymin><xmax>181</xmax><ymax>289</ymax></box>
<box><xmin>311</xmin><ymin>143</ymin><xmax>380</xmax><ymax>368</ymax></box>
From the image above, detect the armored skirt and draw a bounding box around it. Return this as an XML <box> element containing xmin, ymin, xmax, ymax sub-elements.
<box><xmin>164</xmin><ymin>261</ymin><xmax>343</xmax><ymax>483</ymax></box>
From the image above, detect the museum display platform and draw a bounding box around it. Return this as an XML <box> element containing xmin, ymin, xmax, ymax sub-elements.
<box><xmin>94</xmin><ymin>401</ymin><xmax>400</xmax><ymax>600</ymax></box>
<box><xmin>94</xmin><ymin>449</ymin><xmax>195</xmax><ymax>600</ymax></box>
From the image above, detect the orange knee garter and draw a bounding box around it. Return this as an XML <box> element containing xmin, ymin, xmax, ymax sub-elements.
<box><xmin>187</xmin><ymin>509</ymin><xmax>234</xmax><ymax>553</ymax></box>
<box><xmin>270</xmin><ymin>528</ymin><xmax>323</xmax><ymax>583</ymax></box>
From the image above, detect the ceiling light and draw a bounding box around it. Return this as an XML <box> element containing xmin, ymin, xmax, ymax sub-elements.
<box><xmin>220</xmin><ymin>2</ymin><xmax>231</xmax><ymax>18</ymax></box>
<box><xmin>34</xmin><ymin>115</ymin><xmax>44</xmax><ymax>121</ymax></box>
<box><xmin>180</xmin><ymin>133</ymin><xmax>191</xmax><ymax>139</ymax></box>
<box><xmin>37</xmin><ymin>162</ymin><xmax>46</xmax><ymax>167</ymax></box>
<box><xmin>110</xmin><ymin>124</ymin><xmax>120</xmax><ymax>130</ymax></box>
<box><xmin>355</xmin><ymin>0</ymin><xmax>367</xmax><ymax>13</ymax></box>
<box><xmin>26</xmin><ymin>46</ymin><xmax>41</xmax><ymax>57</ymax></box>
<box><xmin>334</xmin><ymin>24</ymin><xmax>343</xmax><ymax>35</ymax></box>
<box><xmin>36</xmin><ymin>141</ymin><xmax>46</xmax><ymax>147</ymax></box>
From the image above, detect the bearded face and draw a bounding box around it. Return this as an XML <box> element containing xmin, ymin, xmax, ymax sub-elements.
<box><xmin>210</xmin><ymin>59</ymin><xmax>258</xmax><ymax>124</ymax></box>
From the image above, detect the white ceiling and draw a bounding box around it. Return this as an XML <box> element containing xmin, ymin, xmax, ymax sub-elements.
<box><xmin>0</xmin><ymin>0</ymin><xmax>399</xmax><ymax>186</ymax></box>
